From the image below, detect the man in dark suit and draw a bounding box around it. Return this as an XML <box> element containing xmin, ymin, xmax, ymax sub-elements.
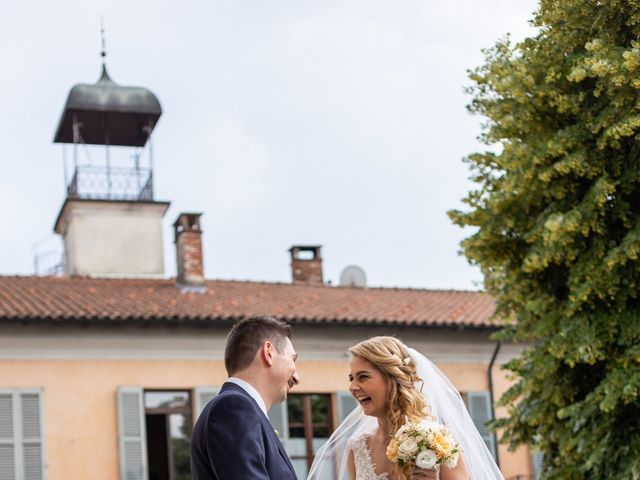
<box><xmin>191</xmin><ymin>315</ymin><xmax>300</xmax><ymax>479</ymax></box>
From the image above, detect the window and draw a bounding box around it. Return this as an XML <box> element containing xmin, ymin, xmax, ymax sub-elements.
<box><xmin>267</xmin><ymin>391</ymin><xmax>356</xmax><ymax>478</ymax></box>
<box><xmin>285</xmin><ymin>393</ymin><xmax>333</xmax><ymax>479</ymax></box>
<box><xmin>118</xmin><ymin>386</ymin><xmax>218</xmax><ymax>480</ymax></box>
<box><xmin>0</xmin><ymin>388</ymin><xmax>45</xmax><ymax>480</ymax></box>
<box><xmin>144</xmin><ymin>390</ymin><xmax>192</xmax><ymax>480</ymax></box>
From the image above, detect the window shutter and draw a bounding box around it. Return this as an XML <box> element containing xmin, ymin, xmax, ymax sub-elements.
<box><xmin>267</xmin><ymin>402</ymin><xmax>289</xmax><ymax>449</ymax></box>
<box><xmin>117</xmin><ymin>387</ymin><xmax>148</xmax><ymax>480</ymax></box>
<box><xmin>336</xmin><ymin>391</ymin><xmax>359</xmax><ymax>423</ymax></box>
<box><xmin>20</xmin><ymin>392</ymin><xmax>45</xmax><ymax>480</ymax></box>
<box><xmin>467</xmin><ymin>391</ymin><xmax>496</xmax><ymax>459</ymax></box>
<box><xmin>0</xmin><ymin>392</ymin><xmax>15</xmax><ymax>480</ymax></box>
<box><xmin>0</xmin><ymin>389</ymin><xmax>45</xmax><ymax>480</ymax></box>
<box><xmin>532</xmin><ymin>451</ymin><xmax>544</xmax><ymax>479</ymax></box>
<box><xmin>193</xmin><ymin>387</ymin><xmax>219</xmax><ymax>421</ymax></box>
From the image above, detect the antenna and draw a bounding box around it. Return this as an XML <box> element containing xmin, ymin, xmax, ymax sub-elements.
<box><xmin>31</xmin><ymin>235</ymin><xmax>64</xmax><ymax>276</ymax></box>
<box><xmin>339</xmin><ymin>265</ymin><xmax>367</xmax><ymax>288</ymax></box>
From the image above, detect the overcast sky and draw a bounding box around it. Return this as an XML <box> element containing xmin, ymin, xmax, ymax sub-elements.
<box><xmin>1</xmin><ymin>0</ymin><xmax>538</xmax><ymax>290</ymax></box>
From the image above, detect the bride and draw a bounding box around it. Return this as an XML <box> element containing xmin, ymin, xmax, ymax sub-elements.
<box><xmin>308</xmin><ymin>336</ymin><xmax>504</xmax><ymax>480</ymax></box>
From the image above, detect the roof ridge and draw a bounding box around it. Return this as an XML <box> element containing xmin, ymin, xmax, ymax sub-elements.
<box><xmin>0</xmin><ymin>275</ymin><xmax>485</xmax><ymax>294</ymax></box>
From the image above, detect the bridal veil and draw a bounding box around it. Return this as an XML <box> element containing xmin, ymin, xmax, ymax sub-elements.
<box><xmin>307</xmin><ymin>348</ymin><xmax>504</xmax><ymax>480</ymax></box>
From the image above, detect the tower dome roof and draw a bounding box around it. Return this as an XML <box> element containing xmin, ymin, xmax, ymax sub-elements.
<box><xmin>53</xmin><ymin>65</ymin><xmax>162</xmax><ymax>147</ymax></box>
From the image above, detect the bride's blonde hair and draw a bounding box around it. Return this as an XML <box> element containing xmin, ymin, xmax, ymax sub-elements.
<box><xmin>349</xmin><ymin>336</ymin><xmax>429</xmax><ymax>479</ymax></box>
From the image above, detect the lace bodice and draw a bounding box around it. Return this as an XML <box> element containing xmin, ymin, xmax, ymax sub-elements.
<box><xmin>350</xmin><ymin>434</ymin><xmax>389</xmax><ymax>480</ymax></box>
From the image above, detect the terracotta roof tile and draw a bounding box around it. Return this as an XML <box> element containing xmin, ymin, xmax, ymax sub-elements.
<box><xmin>0</xmin><ymin>276</ymin><xmax>498</xmax><ymax>328</ymax></box>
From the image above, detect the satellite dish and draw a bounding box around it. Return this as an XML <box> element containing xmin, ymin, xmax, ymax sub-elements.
<box><xmin>339</xmin><ymin>265</ymin><xmax>367</xmax><ymax>287</ymax></box>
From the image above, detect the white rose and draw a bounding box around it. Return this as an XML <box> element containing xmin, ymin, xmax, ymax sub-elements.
<box><xmin>415</xmin><ymin>449</ymin><xmax>438</xmax><ymax>469</ymax></box>
<box><xmin>398</xmin><ymin>437</ymin><xmax>419</xmax><ymax>458</ymax></box>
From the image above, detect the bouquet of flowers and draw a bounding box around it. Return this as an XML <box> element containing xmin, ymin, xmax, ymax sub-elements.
<box><xmin>386</xmin><ymin>418</ymin><xmax>460</xmax><ymax>470</ymax></box>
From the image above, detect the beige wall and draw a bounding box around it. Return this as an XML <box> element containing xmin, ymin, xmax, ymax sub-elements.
<box><xmin>1</xmin><ymin>360</ymin><xmax>220</xmax><ymax>479</ymax></box>
<box><xmin>0</xmin><ymin>324</ymin><xmax>532</xmax><ymax>479</ymax></box>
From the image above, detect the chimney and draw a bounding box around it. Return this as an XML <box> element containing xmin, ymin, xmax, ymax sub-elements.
<box><xmin>289</xmin><ymin>245</ymin><xmax>323</xmax><ymax>285</ymax></box>
<box><xmin>174</xmin><ymin>213</ymin><xmax>204</xmax><ymax>288</ymax></box>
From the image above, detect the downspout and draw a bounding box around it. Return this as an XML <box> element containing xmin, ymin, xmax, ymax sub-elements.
<box><xmin>488</xmin><ymin>340</ymin><xmax>501</xmax><ymax>468</ymax></box>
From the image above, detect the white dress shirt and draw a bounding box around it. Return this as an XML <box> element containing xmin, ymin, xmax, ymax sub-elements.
<box><xmin>227</xmin><ymin>377</ymin><xmax>268</xmax><ymax>415</ymax></box>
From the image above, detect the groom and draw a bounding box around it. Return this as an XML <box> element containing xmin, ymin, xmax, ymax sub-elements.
<box><xmin>190</xmin><ymin>315</ymin><xmax>300</xmax><ymax>479</ymax></box>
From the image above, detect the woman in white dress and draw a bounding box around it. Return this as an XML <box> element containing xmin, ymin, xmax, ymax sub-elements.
<box><xmin>308</xmin><ymin>336</ymin><xmax>504</xmax><ymax>480</ymax></box>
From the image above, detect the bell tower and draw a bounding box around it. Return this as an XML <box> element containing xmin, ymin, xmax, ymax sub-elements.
<box><xmin>52</xmin><ymin>36</ymin><xmax>169</xmax><ymax>277</ymax></box>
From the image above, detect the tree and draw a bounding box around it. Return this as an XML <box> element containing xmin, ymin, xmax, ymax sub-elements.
<box><xmin>449</xmin><ymin>1</ymin><xmax>640</xmax><ymax>478</ymax></box>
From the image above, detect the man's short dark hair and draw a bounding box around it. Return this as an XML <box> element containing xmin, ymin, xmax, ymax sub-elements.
<box><xmin>224</xmin><ymin>315</ymin><xmax>292</xmax><ymax>376</ymax></box>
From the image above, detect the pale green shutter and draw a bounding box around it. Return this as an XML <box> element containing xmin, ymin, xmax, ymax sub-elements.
<box><xmin>267</xmin><ymin>402</ymin><xmax>289</xmax><ymax>449</ymax></box>
<box><xmin>336</xmin><ymin>391</ymin><xmax>359</xmax><ymax>423</ymax></box>
<box><xmin>193</xmin><ymin>387</ymin><xmax>219</xmax><ymax>422</ymax></box>
<box><xmin>467</xmin><ymin>391</ymin><xmax>497</xmax><ymax>459</ymax></box>
<box><xmin>117</xmin><ymin>387</ymin><xmax>148</xmax><ymax>480</ymax></box>
<box><xmin>20</xmin><ymin>392</ymin><xmax>45</xmax><ymax>480</ymax></box>
<box><xmin>0</xmin><ymin>389</ymin><xmax>45</xmax><ymax>480</ymax></box>
<box><xmin>0</xmin><ymin>391</ymin><xmax>15</xmax><ymax>480</ymax></box>
<box><xmin>532</xmin><ymin>451</ymin><xmax>544</xmax><ymax>479</ymax></box>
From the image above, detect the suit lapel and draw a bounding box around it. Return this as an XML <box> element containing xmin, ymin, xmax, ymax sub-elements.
<box><xmin>260</xmin><ymin>404</ymin><xmax>297</xmax><ymax>478</ymax></box>
<box><xmin>222</xmin><ymin>383</ymin><xmax>297</xmax><ymax>479</ymax></box>
<box><xmin>273</xmin><ymin>428</ymin><xmax>297</xmax><ymax>478</ymax></box>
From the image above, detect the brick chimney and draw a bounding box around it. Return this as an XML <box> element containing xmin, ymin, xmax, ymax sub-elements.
<box><xmin>174</xmin><ymin>213</ymin><xmax>204</xmax><ymax>288</ymax></box>
<box><xmin>289</xmin><ymin>245</ymin><xmax>323</xmax><ymax>285</ymax></box>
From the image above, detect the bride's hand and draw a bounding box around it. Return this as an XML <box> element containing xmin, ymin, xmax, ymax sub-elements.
<box><xmin>410</xmin><ymin>465</ymin><xmax>439</xmax><ymax>480</ymax></box>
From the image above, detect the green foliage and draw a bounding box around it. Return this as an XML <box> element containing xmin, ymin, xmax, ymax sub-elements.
<box><xmin>450</xmin><ymin>1</ymin><xmax>640</xmax><ymax>478</ymax></box>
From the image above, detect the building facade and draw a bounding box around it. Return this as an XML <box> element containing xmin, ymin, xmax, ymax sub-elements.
<box><xmin>0</xmin><ymin>271</ymin><xmax>538</xmax><ymax>480</ymax></box>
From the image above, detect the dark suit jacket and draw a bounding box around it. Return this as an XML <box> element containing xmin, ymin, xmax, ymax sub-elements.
<box><xmin>190</xmin><ymin>382</ymin><xmax>298</xmax><ymax>480</ymax></box>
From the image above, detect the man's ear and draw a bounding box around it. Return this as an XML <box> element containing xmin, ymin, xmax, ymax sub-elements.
<box><xmin>261</xmin><ymin>340</ymin><xmax>275</xmax><ymax>367</ymax></box>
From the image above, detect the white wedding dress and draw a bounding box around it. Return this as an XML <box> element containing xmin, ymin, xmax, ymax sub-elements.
<box><xmin>350</xmin><ymin>433</ymin><xmax>389</xmax><ymax>480</ymax></box>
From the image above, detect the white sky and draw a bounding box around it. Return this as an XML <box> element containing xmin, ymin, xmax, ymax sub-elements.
<box><xmin>0</xmin><ymin>0</ymin><xmax>538</xmax><ymax>290</ymax></box>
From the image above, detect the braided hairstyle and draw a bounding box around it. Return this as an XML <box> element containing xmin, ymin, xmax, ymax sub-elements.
<box><xmin>349</xmin><ymin>336</ymin><xmax>430</xmax><ymax>479</ymax></box>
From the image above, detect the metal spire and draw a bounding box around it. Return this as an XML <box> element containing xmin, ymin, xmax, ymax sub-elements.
<box><xmin>100</xmin><ymin>16</ymin><xmax>107</xmax><ymax>65</ymax></box>
<box><xmin>98</xmin><ymin>17</ymin><xmax>113</xmax><ymax>83</ymax></box>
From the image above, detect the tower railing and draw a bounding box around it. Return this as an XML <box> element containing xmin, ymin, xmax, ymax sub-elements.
<box><xmin>66</xmin><ymin>164</ymin><xmax>154</xmax><ymax>201</ymax></box>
